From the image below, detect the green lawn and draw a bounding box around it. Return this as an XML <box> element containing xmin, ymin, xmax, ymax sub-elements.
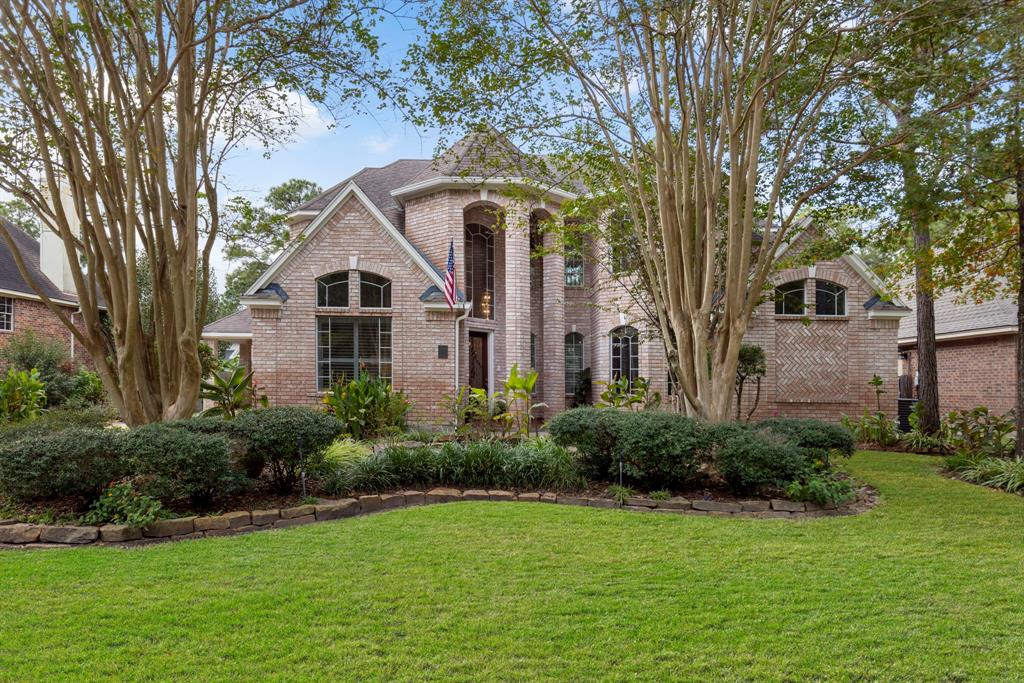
<box><xmin>2</xmin><ymin>452</ymin><xmax>1023</xmax><ymax>682</ymax></box>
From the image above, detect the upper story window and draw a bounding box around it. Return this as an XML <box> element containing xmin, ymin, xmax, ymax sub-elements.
<box><xmin>774</xmin><ymin>280</ymin><xmax>805</xmax><ymax>315</ymax></box>
<box><xmin>0</xmin><ymin>297</ymin><xmax>12</xmax><ymax>331</ymax></box>
<box><xmin>608</xmin><ymin>210</ymin><xmax>639</xmax><ymax>274</ymax></box>
<box><xmin>815</xmin><ymin>281</ymin><xmax>847</xmax><ymax>316</ymax></box>
<box><xmin>465</xmin><ymin>222</ymin><xmax>494</xmax><ymax>319</ymax></box>
<box><xmin>317</xmin><ymin>272</ymin><xmax>348</xmax><ymax>308</ymax></box>
<box><xmin>359</xmin><ymin>272</ymin><xmax>391</xmax><ymax>309</ymax></box>
<box><xmin>610</xmin><ymin>325</ymin><xmax>639</xmax><ymax>388</ymax></box>
<box><xmin>565</xmin><ymin>235</ymin><xmax>584</xmax><ymax>287</ymax></box>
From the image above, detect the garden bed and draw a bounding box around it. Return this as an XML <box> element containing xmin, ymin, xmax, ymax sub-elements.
<box><xmin>0</xmin><ymin>484</ymin><xmax>878</xmax><ymax>550</ymax></box>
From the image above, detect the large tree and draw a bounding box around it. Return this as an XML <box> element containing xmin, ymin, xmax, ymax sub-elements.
<box><xmin>409</xmin><ymin>0</ymin><xmax>993</xmax><ymax>421</ymax></box>
<box><xmin>0</xmin><ymin>0</ymin><xmax>393</xmax><ymax>424</ymax></box>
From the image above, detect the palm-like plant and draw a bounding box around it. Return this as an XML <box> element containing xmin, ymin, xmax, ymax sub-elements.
<box><xmin>200</xmin><ymin>364</ymin><xmax>265</xmax><ymax>418</ymax></box>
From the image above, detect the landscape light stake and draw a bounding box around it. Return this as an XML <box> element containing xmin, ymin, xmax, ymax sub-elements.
<box><xmin>298</xmin><ymin>436</ymin><xmax>307</xmax><ymax>499</ymax></box>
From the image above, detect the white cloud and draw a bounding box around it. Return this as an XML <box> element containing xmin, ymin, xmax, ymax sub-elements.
<box><xmin>363</xmin><ymin>134</ymin><xmax>400</xmax><ymax>154</ymax></box>
<box><xmin>287</xmin><ymin>90</ymin><xmax>334</xmax><ymax>141</ymax></box>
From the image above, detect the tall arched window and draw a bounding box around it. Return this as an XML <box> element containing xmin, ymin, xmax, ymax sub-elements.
<box><xmin>465</xmin><ymin>223</ymin><xmax>494</xmax><ymax>319</ymax></box>
<box><xmin>359</xmin><ymin>272</ymin><xmax>391</xmax><ymax>309</ymax></box>
<box><xmin>610</xmin><ymin>325</ymin><xmax>639</xmax><ymax>387</ymax></box>
<box><xmin>317</xmin><ymin>272</ymin><xmax>349</xmax><ymax>308</ymax></box>
<box><xmin>774</xmin><ymin>280</ymin><xmax>805</xmax><ymax>315</ymax></box>
<box><xmin>565</xmin><ymin>332</ymin><xmax>584</xmax><ymax>394</ymax></box>
<box><xmin>815</xmin><ymin>281</ymin><xmax>846</xmax><ymax>316</ymax></box>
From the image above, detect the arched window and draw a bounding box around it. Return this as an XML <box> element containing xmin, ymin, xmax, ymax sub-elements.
<box><xmin>317</xmin><ymin>272</ymin><xmax>348</xmax><ymax>308</ymax></box>
<box><xmin>610</xmin><ymin>325</ymin><xmax>639</xmax><ymax>387</ymax></box>
<box><xmin>565</xmin><ymin>332</ymin><xmax>585</xmax><ymax>394</ymax></box>
<box><xmin>359</xmin><ymin>272</ymin><xmax>391</xmax><ymax>309</ymax></box>
<box><xmin>774</xmin><ymin>280</ymin><xmax>805</xmax><ymax>315</ymax></box>
<box><xmin>465</xmin><ymin>223</ymin><xmax>495</xmax><ymax>319</ymax></box>
<box><xmin>815</xmin><ymin>281</ymin><xmax>846</xmax><ymax>316</ymax></box>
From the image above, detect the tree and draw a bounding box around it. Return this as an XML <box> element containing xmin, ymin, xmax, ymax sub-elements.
<box><xmin>0</xmin><ymin>1</ymin><xmax>393</xmax><ymax>424</ymax></box>
<box><xmin>221</xmin><ymin>178</ymin><xmax>322</xmax><ymax>312</ymax></box>
<box><xmin>409</xmin><ymin>0</ymin><xmax>991</xmax><ymax>421</ymax></box>
<box><xmin>0</xmin><ymin>198</ymin><xmax>39</xmax><ymax>237</ymax></box>
<box><xmin>734</xmin><ymin>344</ymin><xmax>766</xmax><ymax>421</ymax></box>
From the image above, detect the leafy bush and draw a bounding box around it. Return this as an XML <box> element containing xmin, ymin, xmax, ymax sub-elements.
<box><xmin>0</xmin><ymin>368</ymin><xmax>46</xmax><ymax>421</ymax></box>
<box><xmin>841</xmin><ymin>411</ymin><xmax>900</xmax><ymax>447</ymax></box>
<box><xmin>958</xmin><ymin>457</ymin><xmax>1024</xmax><ymax>494</ymax></box>
<box><xmin>322</xmin><ymin>438</ymin><xmax>372</xmax><ymax>468</ymax></box>
<box><xmin>200</xmin><ymin>363</ymin><xmax>267</xmax><ymax>418</ymax></box>
<box><xmin>606</xmin><ymin>484</ymin><xmax>637</xmax><ymax>504</ymax></box>
<box><xmin>122</xmin><ymin>423</ymin><xmax>246</xmax><ymax>507</ymax></box>
<box><xmin>547</xmin><ymin>407</ymin><xmax>628</xmax><ymax>479</ymax></box>
<box><xmin>942</xmin><ymin>407</ymin><xmax>1015</xmax><ymax>458</ymax></box>
<box><xmin>325</xmin><ymin>438</ymin><xmax>582</xmax><ymax>495</ymax></box>
<box><xmin>322</xmin><ymin>373</ymin><xmax>410</xmax><ymax>439</ymax></box>
<box><xmin>82</xmin><ymin>478</ymin><xmax>166</xmax><ymax>527</ymax></box>
<box><xmin>0</xmin><ymin>404</ymin><xmax>114</xmax><ymax>441</ymax></box>
<box><xmin>232</xmin><ymin>407</ymin><xmax>344</xmax><ymax>492</ymax></box>
<box><xmin>68</xmin><ymin>369</ymin><xmax>106</xmax><ymax>406</ymax></box>
<box><xmin>0</xmin><ymin>329</ymin><xmax>75</xmax><ymax>405</ymax></box>
<box><xmin>786</xmin><ymin>472</ymin><xmax>856</xmax><ymax>506</ymax></box>
<box><xmin>0</xmin><ymin>427</ymin><xmax>129</xmax><ymax>503</ymax></box>
<box><xmin>714</xmin><ymin>428</ymin><xmax>810</xmax><ymax>494</ymax></box>
<box><xmin>758</xmin><ymin>417</ymin><xmax>855</xmax><ymax>463</ymax></box>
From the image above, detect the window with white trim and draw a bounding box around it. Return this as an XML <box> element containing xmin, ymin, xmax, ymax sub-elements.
<box><xmin>815</xmin><ymin>281</ymin><xmax>847</xmax><ymax>316</ymax></box>
<box><xmin>565</xmin><ymin>332</ymin><xmax>584</xmax><ymax>394</ymax></box>
<box><xmin>316</xmin><ymin>316</ymin><xmax>392</xmax><ymax>390</ymax></box>
<box><xmin>774</xmin><ymin>280</ymin><xmax>805</xmax><ymax>315</ymax></box>
<box><xmin>610</xmin><ymin>325</ymin><xmax>639</xmax><ymax>388</ymax></box>
<box><xmin>359</xmin><ymin>272</ymin><xmax>391</xmax><ymax>309</ymax></box>
<box><xmin>0</xmin><ymin>297</ymin><xmax>12</xmax><ymax>331</ymax></box>
<box><xmin>316</xmin><ymin>272</ymin><xmax>349</xmax><ymax>308</ymax></box>
<box><xmin>564</xmin><ymin>235</ymin><xmax>584</xmax><ymax>287</ymax></box>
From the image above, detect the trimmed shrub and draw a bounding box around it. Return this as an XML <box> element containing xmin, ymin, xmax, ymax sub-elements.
<box><xmin>714</xmin><ymin>428</ymin><xmax>810</xmax><ymax>494</ymax></box>
<box><xmin>0</xmin><ymin>427</ymin><xmax>129</xmax><ymax>503</ymax></box>
<box><xmin>547</xmin><ymin>407</ymin><xmax>627</xmax><ymax>479</ymax></box>
<box><xmin>231</xmin><ymin>407</ymin><xmax>344</xmax><ymax>492</ymax></box>
<box><xmin>0</xmin><ymin>404</ymin><xmax>114</xmax><ymax>441</ymax></box>
<box><xmin>758</xmin><ymin>417</ymin><xmax>855</xmax><ymax>462</ymax></box>
<box><xmin>123</xmin><ymin>423</ymin><xmax>246</xmax><ymax>507</ymax></box>
<box><xmin>0</xmin><ymin>329</ymin><xmax>76</xmax><ymax>406</ymax></box>
<box><xmin>612</xmin><ymin>411</ymin><xmax>713</xmax><ymax>488</ymax></box>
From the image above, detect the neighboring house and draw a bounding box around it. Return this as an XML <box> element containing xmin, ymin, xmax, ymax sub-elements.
<box><xmin>203</xmin><ymin>132</ymin><xmax>909</xmax><ymax>424</ymax></box>
<box><xmin>0</xmin><ymin>216</ymin><xmax>91</xmax><ymax>363</ymax></box>
<box><xmin>898</xmin><ymin>290</ymin><xmax>1017</xmax><ymax>415</ymax></box>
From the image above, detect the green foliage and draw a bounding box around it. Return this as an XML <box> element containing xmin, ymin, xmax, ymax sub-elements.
<box><xmin>942</xmin><ymin>407</ymin><xmax>1015</xmax><ymax>458</ymax></box>
<box><xmin>503</xmin><ymin>363</ymin><xmax>546</xmax><ymax>436</ymax></box>
<box><xmin>605</xmin><ymin>484</ymin><xmax>636</xmax><ymax>504</ymax></box>
<box><xmin>547</xmin><ymin>407</ymin><xmax>626</xmax><ymax>480</ymax></box>
<box><xmin>69</xmin><ymin>369</ymin><xmax>105</xmax><ymax>407</ymax></box>
<box><xmin>714</xmin><ymin>429</ymin><xmax>810</xmax><ymax>495</ymax></box>
<box><xmin>735</xmin><ymin>344</ymin><xmax>766</xmax><ymax>420</ymax></box>
<box><xmin>200</xmin><ymin>363</ymin><xmax>267</xmax><ymax>418</ymax></box>
<box><xmin>122</xmin><ymin>424</ymin><xmax>246</xmax><ymax>508</ymax></box>
<box><xmin>0</xmin><ymin>197</ymin><xmax>40</xmax><ymax>237</ymax></box>
<box><xmin>322</xmin><ymin>439</ymin><xmax>372</xmax><ymax>469</ymax></box>
<box><xmin>232</xmin><ymin>407</ymin><xmax>344</xmax><ymax>492</ymax></box>
<box><xmin>440</xmin><ymin>385</ymin><xmax>487</xmax><ymax>436</ymax></box>
<box><xmin>325</xmin><ymin>438</ymin><xmax>582</xmax><ymax>495</ymax></box>
<box><xmin>322</xmin><ymin>373</ymin><xmax>411</xmax><ymax>439</ymax></box>
<box><xmin>0</xmin><ymin>427</ymin><xmax>129</xmax><ymax>503</ymax></box>
<box><xmin>958</xmin><ymin>457</ymin><xmax>1024</xmax><ymax>494</ymax></box>
<box><xmin>649</xmin><ymin>489</ymin><xmax>671</xmax><ymax>501</ymax></box>
<box><xmin>841</xmin><ymin>411</ymin><xmax>901</xmax><ymax>447</ymax></box>
<box><xmin>0</xmin><ymin>330</ymin><xmax>106</xmax><ymax>408</ymax></box>
<box><xmin>595</xmin><ymin>376</ymin><xmax>659</xmax><ymax>411</ymax></box>
<box><xmin>757</xmin><ymin>417</ymin><xmax>855</xmax><ymax>464</ymax></box>
<box><xmin>0</xmin><ymin>404</ymin><xmax>113</xmax><ymax>441</ymax></box>
<box><xmin>82</xmin><ymin>478</ymin><xmax>166</xmax><ymax>528</ymax></box>
<box><xmin>0</xmin><ymin>368</ymin><xmax>46</xmax><ymax>421</ymax></box>
<box><xmin>786</xmin><ymin>472</ymin><xmax>857</xmax><ymax>507</ymax></box>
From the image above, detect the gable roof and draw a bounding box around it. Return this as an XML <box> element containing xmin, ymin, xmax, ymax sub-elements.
<box><xmin>203</xmin><ymin>308</ymin><xmax>252</xmax><ymax>337</ymax></box>
<box><xmin>898</xmin><ymin>287</ymin><xmax>1017</xmax><ymax>343</ymax></box>
<box><xmin>0</xmin><ymin>218</ymin><xmax>78</xmax><ymax>305</ymax></box>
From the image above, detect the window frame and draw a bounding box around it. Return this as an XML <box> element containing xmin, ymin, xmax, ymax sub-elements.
<box><xmin>316</xmin><ymin>316</ymin><xmax>392</xmax><ymax>391</ymax></box>
<box><xmin>609</xmin><ymin>325</ymin><xmax>639</xmax><ymax>388</ymax></box>
<box><xmin>564</xmin><ymin>332</ymin><xmax>584</xmax><ymax>395</ymax></box>
<box><xmin>815</xmin><ymin>280</ymin><xmax>847</xmax><ymax>317</ymax></box>
<box><xmin>0</xmin><ymin>296</ymin><xmax>13</xmax><ymax>332</ymax></box>
<box><xmin>464</xmin><ymin>222</ymin><xmax>495</xmax><ymax>319</ymax></box>
<box><xmin>358</xmin><ymin>271</ymin><xmax>392</xmax><ymax>309</ymax></box>
<box><xmin>774</xmin><ymin>280</ymin><xmax>806</xmax><ymax>316</ymax></box>
<box><xmin>316</xmin><ymin>272</ymin><xmax>349</xmax><ymax>308</ymax></box>
<box><xmin>564</xmin><ymin>235</ymin><xmax>585</xmax><ymax>287</ymax></box>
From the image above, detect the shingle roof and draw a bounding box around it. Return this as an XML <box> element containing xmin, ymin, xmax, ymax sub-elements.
<box><xmin>0</xmin><ymin>217</ymin><xmax>77</xmax><ymax>304</ymax></box>
<box><xmin>203</xmin><ymin>308</ymin><xmax>252</xmax><ymax>336</ymax></box>
<box><xmin>898</xmin><ymin>287</ymin><xmax>1017</xmax><ymax>340</ymax></box>
<box><xmin>407</xmin><ymin>128</ymin><xmax>541</xmax><ymax>184</ymax></box>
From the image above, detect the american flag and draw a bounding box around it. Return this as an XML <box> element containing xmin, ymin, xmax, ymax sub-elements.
<box><xmin>444</xmin><ymin>238</ymin><xmax>457</xmax><ymax>310</ymax></box>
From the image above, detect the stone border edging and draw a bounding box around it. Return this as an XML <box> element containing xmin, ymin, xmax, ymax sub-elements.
<box><xmin>0</xmin><ymin>486</ymin><xmax>877</xmax><ymax>550</ymax></box>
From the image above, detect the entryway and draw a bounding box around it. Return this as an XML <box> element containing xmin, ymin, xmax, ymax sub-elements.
<box><xmin>468</xmin><ymin>331</ymin><xmax>489</xmax><ymax>393</ymax></box>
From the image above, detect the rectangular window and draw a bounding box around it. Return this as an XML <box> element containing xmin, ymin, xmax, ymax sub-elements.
<box><xmin>0</xmin><ymin>297</ymin><xmax>12</xmax><ymax>331</ymax></box>
<box><xmin>565</xmin><ymin>236</ymin><xmax>584</xmax><ymax>287</ymax></box>
<box><xmin>316</xmin><ymin>316</ymin><xmax>392</xmax><ymax>390</ymax></box>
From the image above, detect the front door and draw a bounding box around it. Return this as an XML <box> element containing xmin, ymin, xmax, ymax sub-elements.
<box><xmin>468</xmin><ymin>331</ymin><xmax>489</xmax><ymax>392</ymax></box>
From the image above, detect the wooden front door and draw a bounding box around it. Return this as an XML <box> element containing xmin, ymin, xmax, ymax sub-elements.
<box><xmin>468</xmin><ymin>331</ymin><xmax>488</xmax><ymax>392</ymax></box>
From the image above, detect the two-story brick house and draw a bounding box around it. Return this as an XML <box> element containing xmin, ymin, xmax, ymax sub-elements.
<box><xmin>203</xmin><ymin>132</ymin><xmax>909</xmax><ymax>424</ymax></box>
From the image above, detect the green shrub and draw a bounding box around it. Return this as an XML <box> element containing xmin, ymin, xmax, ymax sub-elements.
<box><xmin>959</xmin><ymin>457</ymin><xmax>1024</xmax><ymax>493</ymax></box>
<box><xmin>322</xmin><ymin>438</ymin><xmax>372</xmax><ymax>468</ymax></box>
<box><xmin>232</xmin><ymin>407</ymin><xmax>344</xmax><ymax>492</ymax></box>
<box><xmin>714</xmin><ymin>428</ymin><xmax>810</xmax><ymax>494</ymax></box>
<box><xmin>0</xmin><ymin>367</ymin><xmax>47</xmax><ymax>421</ymax></box>
<box><xmin>942</xmin><ymin>407</ymin><xmax>1015</xmax><ymax>458</ymax></box>
<box><xmin>502</xmin><ymin>439</ymin><xmax>582</xmax><ymax>490</ymax></box>
<box><xmin>0</xmin><ymin>427</ymin><xmax>129</xmax><ymax>503</ymax></box>
<box><xmin>606</xmin><ymin>484</ymin><xmax>636</xmax><ymax>504</ymax></box>
<box><xmin>547</xmin><ymin>407</ymin><xmax>627</xmax><ymax>479</ymax></box>
<box><xmin>758</xmin><ymin>417</ymin><xmax>855</xmax><ymax>463</ymax></box>
<box><xmin>840</xmin><ymin>411</ymin><xmax>900</xmax><ymax>447</ymax></box>
<box><xmin>322</xmin><ymin>373</ymin><xmax>411</xmax><ymax>439</ymax></box>
<box><xmin>611</xmin><ymin>411</ymin><xmax>713</xmax><ymax>488</ymax></box>
<box><xmin>82</xmin><ymin>478</ymin><xmax>166</xmax><ymax>527</ymax></box>
<box><xmin>0</xmin><ymin>404</ymin><xmax>113</xmax><ymax>442</ymax></box>
<box><xmin>122</xmin><ymin>423</ymin><xmax>246</xmax><ymax>507</ymax></box>
<box><xmin>786</xmin><ymin>472</ymin><xmax>856</xmax><ymax>506</ymax></box>
<box><xmin>0</xmin><ymin>329</ymin><xmax>76</xmax><ymax>406</ymax></box>
<box><xmin>67</xmin><ymin>369</ymin><xmax>106</xmax><ymax>407</ymax></box>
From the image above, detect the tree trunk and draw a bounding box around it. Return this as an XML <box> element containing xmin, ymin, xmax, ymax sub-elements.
<box><xmin>914</xmin><ymin>223</ymin><xmax>941</xmax><ymax>434</ymax></box>
<box><xmin>1015</xmin><ymin>162</ymin><xmax>1024</xmax><ymax>457</ymax></box>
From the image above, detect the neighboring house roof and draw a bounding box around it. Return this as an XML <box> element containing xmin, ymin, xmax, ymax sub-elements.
<box><xmin>898</xmin><ymin>288</ymin><xmax>1017</xmax><ymax>344</ymax></box>
<box><xmin>203</xmin><ymin>308</ymin><xmax>252</xmax><ymax>338</ymax></box>
<box><xmin>0</xmin><ymin>217</ymin><xmax>78</xmax><ymax>305</ymax></box>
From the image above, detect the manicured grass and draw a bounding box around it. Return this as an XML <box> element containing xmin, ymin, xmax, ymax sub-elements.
<box><xmin>2</xmin><ymin>451</ymin><xmax>1024</xmax><ymax>681</ymax></box>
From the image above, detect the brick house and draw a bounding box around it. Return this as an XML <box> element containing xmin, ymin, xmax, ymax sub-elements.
<box><xmin>204</xmin><ymin>132</ymin><xmax>909</xmax><ymax>424</ymax></box>
<box><xmin>0</xmin><ymin>217</ymin><xmax>91</xmax><ymax>363</ymax></box>
<box><xmin>898</xmin><ymin>290</ymin><xmax>1017</xmax><ymax>415</ymax></box>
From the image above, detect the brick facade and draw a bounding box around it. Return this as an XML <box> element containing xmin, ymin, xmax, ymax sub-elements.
<box><xmin>901</xmin><ymin>334</ymin><xmax>1016</xmax><ymax>415</ymax></box>
<box><xmin>0</xmin><ymin>296</ymin><xmax>92</xmax><ymax>368</ymax></box>
<box><xmin>240</xmin><ymin>181</ymin><xmax>902</xmax><ymax>426</ymax></box>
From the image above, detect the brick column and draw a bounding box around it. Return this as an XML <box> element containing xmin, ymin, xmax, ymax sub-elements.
<box><xmin>542</xmin><ymin>227</ymin><xmax>565</xmax><ymax>413</ymax></box>
<box><xmin>503</xmin><ymin>202</ymin><xmax>532</xmax><ymax>380</ymax></box>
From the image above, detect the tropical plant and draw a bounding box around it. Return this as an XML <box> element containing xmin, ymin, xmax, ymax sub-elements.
<box><xmin>200</xmin><ymin>363</ymin><xmax>266</xmax><ymax>418</ymax></box>
<box><xmin>942</xmin><ymin>407</ymin><xmax>1016</xmax><ymax>458</ymax></box>
<box><xmin>440</xmin><ymin>385</ymin><xmax>487</xmax><ymax>436</ymax></box>
<box><xmin>322</xmin><ymin>373</ymin><xmax>411</xmax><ymax>439</ymax></box>
<box><xmin>596</xmin><ymin>376</ymin><xmax>659</xmax><ymax>411</ymax></box>
<box><xmin>503</xmin><ymin>363</ymin><xmax>546</xmax><ymax>437</ymax></box>
<box><xmin>841</xmin><ymin>411</ymin><xmax>901</xmax><ymax>448</ymax></box>
<box><xmin>869</xmin><ymin>374</ymin><xmax>886</xmax><ymax>413</ymax></box>
<box><xmin>0</xmin><ymin>367</ymin><xmax>46</xmax><ymax>421</ymax></box>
